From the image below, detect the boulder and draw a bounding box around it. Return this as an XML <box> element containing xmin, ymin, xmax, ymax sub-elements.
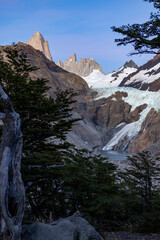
<box><xmin>68</xmin><ymin>212</ymin><xmax>104</xmax><ymax>240</ymax></box>
<box><xmin>22</xmin><ymin>220</ymin><xmax>77</xmax><ymax>240</ymax></box>
<box><xmin>22</xmin><ymin>212</ymin><xmax>104</xmax><ymax>240</ymax></box>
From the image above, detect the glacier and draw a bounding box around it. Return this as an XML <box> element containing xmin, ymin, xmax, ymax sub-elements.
<box><xmin>94</xmin><ymin>87</ymin><xmax>160</xmax><ymax>151</ymax></box>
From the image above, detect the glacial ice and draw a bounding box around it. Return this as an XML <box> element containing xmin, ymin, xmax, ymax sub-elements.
<box><xmin>95</xmin><ymin>87</ymin><xmax>160</xmax><ymax>150</ymax></box>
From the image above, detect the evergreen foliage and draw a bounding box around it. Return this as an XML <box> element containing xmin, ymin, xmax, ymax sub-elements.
<box><xmin>111</xmin><ymin>0</ymin><xmax>160</xmax><ymax>55</ymax></box>
<box><xmin>120</xmin><ymin>151</ymin><xmax>160</xmax><ymax>232</ymax></box>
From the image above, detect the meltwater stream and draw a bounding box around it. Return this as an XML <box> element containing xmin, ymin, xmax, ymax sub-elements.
<box><xmin>100</xmin><ymin>150</ymin><xmax>131</xmax><ymax>161</ymax></box>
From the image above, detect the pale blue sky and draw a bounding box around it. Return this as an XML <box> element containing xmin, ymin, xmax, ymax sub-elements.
<box><xmin>0</xmin><ymin>0</ymin><xmax>157</xmax><ymax>73</ymax></box>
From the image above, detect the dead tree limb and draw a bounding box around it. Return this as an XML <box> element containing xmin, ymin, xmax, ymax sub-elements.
<box><xmin>0</xmin><ymin>84</ymin><xmax>25</xmax><ymax>240</ymax></box>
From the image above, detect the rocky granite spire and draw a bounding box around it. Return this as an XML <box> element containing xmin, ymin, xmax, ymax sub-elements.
<box><xmin>27</xmin><ymin>31</ymin><xmax>53</xmax><ymax>61</ymax></box>
<box><xmin>57</xmin><ymin>53</ymin><xmax>104</xmax><ymax>77</ymax></box>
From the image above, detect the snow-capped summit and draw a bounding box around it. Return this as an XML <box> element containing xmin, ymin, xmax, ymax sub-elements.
<box><xmin>84</xmin><ymin>60</ymin><xmax>138</xmax><ymax>89</ymax></box>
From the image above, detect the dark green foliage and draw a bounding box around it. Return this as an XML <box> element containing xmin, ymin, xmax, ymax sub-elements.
<box><xmin>112</xmin><ymin>0</ymin><xmax>160</xmax><ymax>55</ymax></box>
<box><xmin>119</xmin><ymin>151</ymin><xmax>160</xmax><ymax>232</ymax></box>
<box><xmin>23</xmin><ymin>147</ymin><xmax>120</xmax><ymax>224</ymax></box>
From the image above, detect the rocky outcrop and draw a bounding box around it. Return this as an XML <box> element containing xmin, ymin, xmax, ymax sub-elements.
<box><xmin>22</xmin><ymin>221</ymin><xmax>77</xmax><ymax>240</ymax></box>
<box><xmin>57</xmin><ymin>53</ymin><xmax>104</xmax><ymax>77</ymax></box>
<box><xmin>68</xmin><ymin>212</ymin><xmax>103</xmax><ymax>240</ymax></box>
<box><xmin>22</xmin><ymin>212</ymin><xmax>103</xmax><ymax>240</ymax></box>
<box><xmin>27</xmin><ymin>31</ymin><xmax>53</xmax><ymax>61</ymax></box>
<box><xmin>128</xmin><ymin>109</ymin><xmax>160</xmax><ymax>153</ymax></box>
<box><xmin>123</xmin><ymin>60</ymin><xmax>138</xmax><ymax>69</ymax></box>
<box><xmin>119</xmin><ymin>52</ymin><xmax>160</xmax><ymax>91</ymax></box>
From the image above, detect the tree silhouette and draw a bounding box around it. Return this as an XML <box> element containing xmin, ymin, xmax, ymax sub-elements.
<box><xmin>112</xmin><ymin>0</ymin><xmax>160</xmax><ymax>55</ymax></box>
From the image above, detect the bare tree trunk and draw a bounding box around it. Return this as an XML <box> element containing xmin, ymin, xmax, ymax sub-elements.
<box><xmin>0</xmin><ymin>85</ymin><xmax>25</xmax><ymax>240</ymax></box>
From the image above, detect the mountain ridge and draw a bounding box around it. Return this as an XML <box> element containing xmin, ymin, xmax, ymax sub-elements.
<box><xmin>119</xmin><ymin>52</ymin><xmax>160</xmax><ymax>91</ymax></box>
<box><xmin>57</xmin><ymin>53</ymin><xmax>104</xmax><ymax>77</ymax></box>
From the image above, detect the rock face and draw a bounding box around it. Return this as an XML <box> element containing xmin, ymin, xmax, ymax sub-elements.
<box><xmin>22</xmin><ymin>212</ymin><xmax>103</xmax><ymax>240</ymax></box>
<box><xmin>14</xmin><ymin>43</ymin><xmax>89</xmax><ymax>97</ymax></box>
<box><xmin>57</xmin><ymin>53</ymin><xmax>104</xmax><ymax>77</ymax></box>
<box><xmin>128</xmin><ymin>109</ymin><xmax>160</xmax><ymax>153</ymax></box>
<box><xmin>27</xmin><ymin>31</ymin><xmax>53</xmax><ymax>61</ymax></box>
<box><xmin>119</xmin><ymin>52</ymin><xmax>160</xmax><ymax>91</ymax></box>
<box><xmin>79</xmin><ymin>90</ymin><xmax>148</xmax><ymax>152</ymax></box>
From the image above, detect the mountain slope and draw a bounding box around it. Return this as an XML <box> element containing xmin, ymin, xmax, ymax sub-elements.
<box><xmin>84</xmin><ymin>60</ymin><xmax>138</xmax><ymax>88</ymax></box>
<box><xmin>119</xmin><ymin>53</ymin><xmax>160</xmax><ymax>91</ymax></box>
<box><xmin>1</xmin><ymin>43</ymin><xmax>103</xmax><ymax>150</ymax></box>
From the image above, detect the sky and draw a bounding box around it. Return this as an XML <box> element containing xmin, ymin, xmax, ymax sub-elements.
<box><xmin>0</xmin><ymin>0</ymin><xmax>157</xmax><ymax>73</ymax></box>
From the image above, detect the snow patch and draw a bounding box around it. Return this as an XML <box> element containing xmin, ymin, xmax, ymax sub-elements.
<box><xmin>84</xmin><ymin>67</ymin><xmax>137</xmax><ymax>88</ymax></box>
<box><xmin>124</xmin><ymin>63</ymin><xmax>160</xmax><ymax>85</ymax></box>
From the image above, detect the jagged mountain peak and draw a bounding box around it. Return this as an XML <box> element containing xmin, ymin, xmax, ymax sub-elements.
<box><xmin>57</xmin><ymin>54</ymin><xmax>104</xmax><ymax>77</ymax></box>
<box><xmin>34</xmin><ymin>31</ymin><xmax>44</xmax><ymax>40</ymax></box>
<box><xmin>27</xmin><ymin>31</ymin><xmax>53</xmax><ymax>61</ymax></box>
<box><xmin>120</xmin><ymin>53</ymin><xmax>160</xmax><ymax>91</ymax></box>
<box><xmin>123</xmin><ymin>60</ymin><xmax>138</xmax><ymax>69</ymax></box>
<box><xmin>69</xmin><ymin>53</ymin><xmax>77</xmax><ymax>62</ymax></box>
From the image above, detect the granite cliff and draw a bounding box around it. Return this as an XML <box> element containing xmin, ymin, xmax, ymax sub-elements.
<box><xmin>57</xmin><ymin>53</ymin><xmax>104</xmax><ymax>77</ymax></box>
<box><xmin>27</xmin><ymin>31</ymin><xmax>53</xmax><ymax>61</ymax></box>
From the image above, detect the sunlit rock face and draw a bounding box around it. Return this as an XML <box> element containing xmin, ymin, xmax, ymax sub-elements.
<box><xmin>27</xmin><ymin>31</ymin><xmax>53</xmax><ymax>61</ymax></box>
<box><xmin>57</xmin><ymin>53</ymin><xmax>104</xmax><ymax>77</ymax></box>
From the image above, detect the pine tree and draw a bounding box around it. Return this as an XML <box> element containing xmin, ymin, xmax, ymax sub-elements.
<box><xmin>111</xmin><ymin>0</ymin><xmax>160</xmax><ymax>55</ymax></box>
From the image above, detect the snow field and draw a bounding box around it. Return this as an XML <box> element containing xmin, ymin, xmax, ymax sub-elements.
<box><xmin>84</xmin><ymin>67</ymin><xmax>137</xmax><ymax>88</ymax></box>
